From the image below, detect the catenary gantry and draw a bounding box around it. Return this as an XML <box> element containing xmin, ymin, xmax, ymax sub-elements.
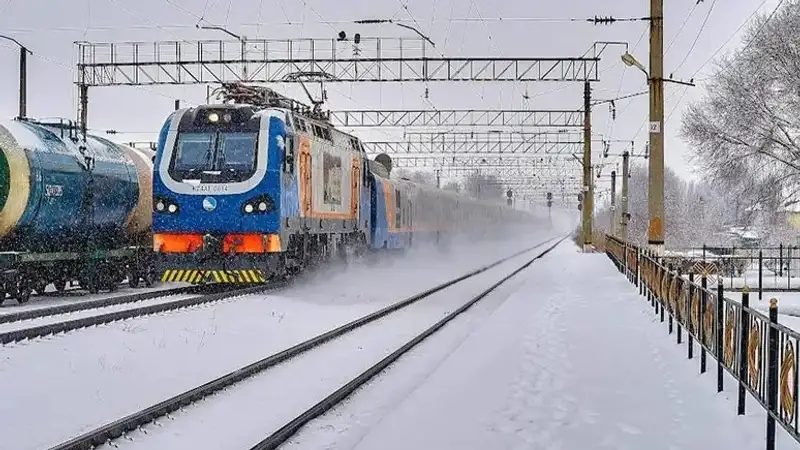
<box><xmin>327</xmin><ymin>109</ymin><xmax>584</xmax><ymax>128</ymax></box>
<box><xmin>74</xmin><ymin>38</ymin><xmax>600</xmax><ymax>86</ymax></box>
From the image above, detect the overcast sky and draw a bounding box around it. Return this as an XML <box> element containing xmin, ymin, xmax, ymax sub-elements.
<box><xmin>0</xmin><ymin>0</ymin><xmax>782</xmax><ymax>198</ymax></box>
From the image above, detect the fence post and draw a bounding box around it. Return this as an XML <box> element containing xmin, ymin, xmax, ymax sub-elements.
<box><xmin>651</xmin><ymin>253</ymin><xmax>657</xmax><ymax>309</ymax></box>
<box><xmin>688</xmin><ymin>272</ymin><xmax>694</xmax><ymax>360</ymax></box>
<box><xmin>738</xmin><ymin>286</ymin><xmax>750</xmax><ymax>415</ymax></box>
<box><xmin>676</xmin><ymin>267</ymin><xmax>683</xmax><ymax>345</ymax></box>
<box><xmin>624</xmin><ymin>243</ymin><xmax>629</xmax><ymax>280</ymax></box>
<box><xmin>766</xmin><ymin>298</ymin><xmax>778</xmax><ymax>450</ymax></box>
<box><xmin>715</xmin><ymin>278</ymin><xmax>724</xmax><ymax>388</ymax></box>
<box><xmin>660</xmin><ymin>261</ymin><xmax>666</xmax><ymax>324</ymax></box>
<box><xmin>788</xmin><ymin>246</ymin><xmax>792</xmax><ymax>291</ymax></box>
<box><xmin>759</xmin><ymin>250</ymin><xmax>763</xmax><ymax>301</ymax></box>
<box><xmin>668</xmin><ymin>264</ymin><xmax>674</xmax><ymax>334</ymax></box>
<box><xmin>779</xmin><ymin>243</ymin><xmax>784</xmax><ymax>278</ymax></box>
<box><xmin>635</xmin><ymin>247</ymin><xmax>640</xmax><ymax>290</ymax></box>
<box><xmin>700</xmin><ymin>274</ymin><xmax>708</xmax><ymax>374</ymax></box>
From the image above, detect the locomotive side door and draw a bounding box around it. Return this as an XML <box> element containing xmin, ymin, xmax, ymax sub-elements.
<box><xmin>350</xmin><ymin>156</ymin><xmax>360</xmax><ymax>218</ymax></box>
<box><xmin>299</xmin><ymin>136</ymin><xmax>313</xmax><ymax>217</ymax></box>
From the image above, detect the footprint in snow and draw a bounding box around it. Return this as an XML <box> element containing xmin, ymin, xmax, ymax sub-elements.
<box><xmin>617</xmin><ymin>423</ymin><xmax>642</xmax><ymax>435</ymax></box>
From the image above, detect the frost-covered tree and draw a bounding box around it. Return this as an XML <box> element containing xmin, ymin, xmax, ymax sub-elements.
<box><xmin>392</xmin><ymin>169</ymin><xmax>437</xmax><ymax>186</ymax></box>
<box><xmin>463</xmin><ymin>171</ymin><xmax>504</xmax><ymax>200</ymax></box>
<box><xmin>681</xmin><ymin>0</ymin><xmax>800</xmax><ymax>221</ymax></box>
<box><xmin>442</xmin><ymin>180</ymin><xmax>461</xmax><ymax>192</ymax></box>
<box><xmin>594</xmin><ymin>164</ymin><xmax>742</xmax><ymax>248</ymax></box>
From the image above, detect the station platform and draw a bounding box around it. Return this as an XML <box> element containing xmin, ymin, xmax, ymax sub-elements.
<box><xmin>336</xmin><ymin>241</ymin><xmax>794</xmax><ymax>450</ymax></box>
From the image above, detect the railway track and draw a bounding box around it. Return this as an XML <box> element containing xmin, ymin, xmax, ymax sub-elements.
<box><xmin>0</xmin><ymin>285</ymin><xmax>204</xmax><ymax>325</ymax></box>
<box><xmin>0</xmin><ymin>282</ymin><xmax>286</xmax><ymax>345</ymax></box>
<box><xmin>47</xmin><ymin>235</ymin><xmax>565</xmax><ymax>450</ymax></box>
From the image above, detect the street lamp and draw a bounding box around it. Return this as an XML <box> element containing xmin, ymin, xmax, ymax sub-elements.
<box><xmin>621</xmin><ymin>52</ymin><xmax>648</xmax><ymax>77</ymax></box>
<box><xmin>0</xmin><ymin>35</ymin><xmax>32</xmax><ymax>119</ymax></box>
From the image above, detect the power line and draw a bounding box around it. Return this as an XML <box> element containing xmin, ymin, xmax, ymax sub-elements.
<box><xmin>665</xmin><ymin>2</ymin><xmax>699</xmax><ymax>54</ymax></box>
<box><xmin>674</xmin><ymin>0</ymin><xmax>718</xmax><ymax>73</ymax></box>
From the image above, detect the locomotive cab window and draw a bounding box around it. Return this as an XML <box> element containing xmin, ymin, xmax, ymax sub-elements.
<box><xmin>169</xmin><ymin>131</ymin><xmax>258</xmax><ymax>183</ymax></box>
<box><xmin>284</xmin><ymin>134</ymin><xmax>296</xmax><ymax>173</ymax></box>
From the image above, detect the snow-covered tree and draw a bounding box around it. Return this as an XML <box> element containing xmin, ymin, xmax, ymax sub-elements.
<box><xmin>392</xmin><ymin>169</ymin><xmax>437</xmax><ymax>186</ymax></box>
<box><xmin>463</xmin><ymin>171</ymin><xmax>504</xmax><ymax>200</ymax></box>
<box><xmin>593</xmin><ymin>164</ymin><xmax>743</xmax><ymax>248</ymax></box>
<box><xmin>680</xmin><ymin>0</ymin><xmax>800</xmax><ymax>222</ymax></box>
<box><xmin>442</xmin><ymin>180</ymin><xmax>461</xmax><ymax>192</ymax></box>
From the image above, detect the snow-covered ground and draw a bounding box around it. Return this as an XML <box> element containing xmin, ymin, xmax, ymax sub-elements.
<box><xmin>714</xmin><ymin>271</ymin><xmax>800</xmax><ymax>290</ymax></box>
<box><xmin>277</xmin><ymin>244</ymin><xmax>799</xmax><ymax>450</ymax></box>
<box><xmin>0</xmin><ymin>227</ymin><xmax>561</xmax><ymax>450</ymax></box>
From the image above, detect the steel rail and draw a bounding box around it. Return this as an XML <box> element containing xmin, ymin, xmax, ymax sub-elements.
<box><xmin>0</xmin><ymin>285</ymin><xmax>208</xmax><ymax>325</ymax></box>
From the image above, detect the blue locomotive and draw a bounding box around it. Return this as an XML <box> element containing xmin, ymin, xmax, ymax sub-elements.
<box><xmin>153</xmin><ymin>84</ymin><xmax>533</xmax><ymax>284</ymax></box>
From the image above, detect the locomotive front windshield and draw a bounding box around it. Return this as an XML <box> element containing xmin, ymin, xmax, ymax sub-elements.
<box><xmin>169</xmin><ymin>131</ymin><xmax>258</xmax><ymax>183</ymax></box>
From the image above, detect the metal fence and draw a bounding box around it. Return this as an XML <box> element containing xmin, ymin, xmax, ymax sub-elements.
<box><xmin>605</xmin><ymin>235</ymin><xmax>798</xmax><ymax>450</ymax></box>
<box><xmin>662</xmin><ymin>245</ymin><xmax>800</xmax><ymax>292</ymax></box>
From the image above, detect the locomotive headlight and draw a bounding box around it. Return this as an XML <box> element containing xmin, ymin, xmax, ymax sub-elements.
<box><xmin>156</xmin><ymin>201</ymin><xmax>165</xmax><ymax>211</ymax></box>
<box><xmin>241</xmin><ymin>195</ymin><xmax>273</xmax><ymax>215</ymax></box>
<box><xmin>223</xmin><ymin>113</ymin><xmax>232</xmax><ymax>123</ymax></box>
<box><xmin>208</xmin><ymin>112</ymin><xmax>219</xmax><ymax>123</ymax></box>
<box><xmin>168</xmin><ymin>204</ymin><xmax>178</xmax><ymax>213</ymax></box>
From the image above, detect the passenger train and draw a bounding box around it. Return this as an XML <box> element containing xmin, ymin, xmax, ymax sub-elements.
<box><xmin>153</xmin><ymin>85</ymin><xmax>534</xmax><ymax>284</ymax></box>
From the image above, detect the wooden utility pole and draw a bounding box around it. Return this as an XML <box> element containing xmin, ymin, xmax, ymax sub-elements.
<box><xmin>610</xmin><ymin>170</ymin><xmax>617</xmax><ymax>237</ymax></box>
<box><xmin>648</xmin><ymin>0</ymin><xmax>665</xmax><ymax>253</ymax></box>
<box><xmin>621</xmin><ymin>150</ymin><xmax>630</xmax><ymax>241</ymax></box>
<box><xmin>582</xmin><ymin>80</ymin><xmax>593</xmax><ymax>251</ymax></box>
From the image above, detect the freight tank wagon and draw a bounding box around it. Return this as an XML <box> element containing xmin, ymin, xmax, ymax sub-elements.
<box><xmin>0</xmin><ymin>119</ymin><xmax>156</xmax><ymax>303</ymax></box>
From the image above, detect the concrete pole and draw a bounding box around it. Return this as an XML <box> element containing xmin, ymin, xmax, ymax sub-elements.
<box><xmin>610</xmin><ymin>170</ymin><xmax>617</xmax><ymax>237</ymax></box>
<box><xmin>648</xmin><ymin>0</ymin><xmax>665</xmax><ymax>254</ymax></box>
<box><xmin>582</xmin><ymin>80</ymin><xmax>593</xmax><ymax>251</ymax></box>
<box><xmin>621</xmin><ymin>150</ymin><xmax>630</xmax><ymax>241</ymax></box>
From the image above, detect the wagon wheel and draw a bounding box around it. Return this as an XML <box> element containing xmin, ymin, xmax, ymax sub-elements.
<box><xmin>84</xmin><ymin>274</ymin><xmax>100</xmax><ymax>294</ymax></box>
<box><xmin>128</xmin><ymin>271</ymin><xmax>141</xmax><ymax>289</ymax></box>
<box><xmin>142</xmin><ymin>264</ymin><xmax>156</xmax><ymax>287</ymax></box>
<box><xmin>104</xmin><ymin>266</ymin><xmax>120</xmax><ymax>292</ymax></box>
<box><xmin>54</xmin><ymin>277</ymin><xmax>68</xmax><ymax>293</ymax></box>
<box><xmin>32</xmin><ymin>279</ymin><xmax>47</xmax><ymax>295</ymax></box>
<box><xmin>15</xmin><ymin>279</ymin><xmax>32</xmax><ymax>304</ymax></box>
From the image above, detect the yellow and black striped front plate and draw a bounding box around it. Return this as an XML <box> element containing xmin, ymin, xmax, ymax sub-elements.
<box><xmin>161</xmin><ymin>269</ymin><xmax>268</xmax><ymax>284</ymax></box>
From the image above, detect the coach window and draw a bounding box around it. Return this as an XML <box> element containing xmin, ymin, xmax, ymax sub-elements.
<box><xmin>395</xmin><ymin>189</ymin><xmax>402</xmax><ymax>229</ymax></box>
